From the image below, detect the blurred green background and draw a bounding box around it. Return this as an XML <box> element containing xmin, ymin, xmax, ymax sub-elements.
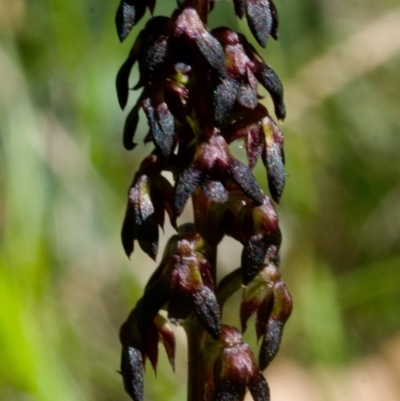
<box><xmin>1</xmin><ymin>0</ymin><xmax>400</xmax><ymax>400</ymax></box>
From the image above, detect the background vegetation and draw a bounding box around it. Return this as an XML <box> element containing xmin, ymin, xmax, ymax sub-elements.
<box><xmin>1</xmin><ymin>0</ymin><xmax>400</xmax><ymax>400</ymax></box>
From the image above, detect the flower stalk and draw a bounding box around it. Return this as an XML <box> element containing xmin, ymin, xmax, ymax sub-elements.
<box><xmin>115</xmin><ymin>0</ymin><xmax>292</xmax><ymax>400</ymax></box>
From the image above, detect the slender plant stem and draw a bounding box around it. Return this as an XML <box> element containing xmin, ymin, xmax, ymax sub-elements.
<box><xmin>185</xmin><ymin>188</ymin><xmax>218</xmax><ymax>401</ymax></box>
<box><xmin>184</xmin><ymin>317</ymin><xmax>207</xmax><ymax>401</ymax></box>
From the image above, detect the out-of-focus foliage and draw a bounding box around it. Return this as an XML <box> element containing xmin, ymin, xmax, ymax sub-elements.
<box><xmin>1</xmin><ymin>0</ymin><xmax>399</xmax><ymax>401</ymax></box>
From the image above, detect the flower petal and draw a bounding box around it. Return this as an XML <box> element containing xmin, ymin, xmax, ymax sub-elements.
<box><xmin>154</xmin><ymin>314</ymin><xmax>176</xmax><ymax>371</ymax></box>
<box><xmin>246</xmin><ymin>0</ymin><xmax>273</xmax><ymax>47</ymax></box>
<box><xmin>227</xmin><ymin>159</ymin><xmax>264</xmax><ymax>206</ymax></box>
<box><xmin>259</xmin><ymin>281</ymin><xmax>292</xmax><ymax>369</ymax></box>
<box><xmin>174</xmin><ymin>167</ymin><xmax>205</xmax><ymax>216</ymax></box>
<box><xmin>115</xmin><ymin>0</ymin><xmax>147</xmax><ymax>42</ymax></box>
<box><xmin>202</xmin><ymin>180</ymin><xmax>229</xmax><ymax>203</ymax></box>
<box><xmin>123</xmin><ymin>104</ymin><xmax>140</xmax><ymax>150</ymax></box>
<box><xmin>142</xmin><ymin>99</ymin><xmax>175</xmax><ymax>158</ymax></box>
<box><xmin>120</xmin><ymin>345</ymin><xmax>144</xmax><ymax>401</ymax></box>
<box><xmin>261</xmin><ymin>118</ymin><xmax>285</xmax><ymax>203</ymax></box>
<box><xmin>241</xmin><ymin>234</ymin><xmax>268</xmax><ymax>285</ymax></box>
<box><xmin>248</xmin><ymin>372</ymin><xmax>270</xmax><ymax>401</ymax></box>
<box><xmin>196</xmin><ymin>32</ymin><xmax>227</xmax><ymax>77</ymax></box>
<box><xmin>214</xmin><ymin>78</ymin><xmax>239</xmax><ymax>125</ymax></box>
<box><xmin>258</xmin><ymin>64</ymin><xmax>286</xmax><ymax>120</ymax></box>
<box><xmin>192</xmin><ymin>286</ymin><xmax>221</xmax><ymax>340</ymax></box>
<box><xmin>136</xmin><ymin>217</ymin><xmax>159</xmax><ymax>260</ymax></box>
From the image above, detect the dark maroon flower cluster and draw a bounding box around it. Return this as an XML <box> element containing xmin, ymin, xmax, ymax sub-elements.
<box><xmin>115</xmin><ymin>0</ymin><xmax>291</xmax><ymax>400</ymax></box>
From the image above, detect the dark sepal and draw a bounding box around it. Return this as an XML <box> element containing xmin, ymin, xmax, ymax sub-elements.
<box><xmin>192</xmin><ymin>286</ymin><xmax>221</xmax><ymax>340</ymax></box>
<box><xmin>214</xmin><ymin>78</ymin><xmax>239</xmax><ymax>125</ymax></box>
<box><xmin>137</xmin><ymin>22</ymin><xmax>169</xmax><ymax>86</ymax></box>
<box><xmin>246</xmin><ymin>0</ymin><xmax>273</xmax><ymax>47</ymax></box>
<box><xmin>173</xmin><ymin>8</ymin><xmax>226</xmax><ymax>76</ymax></box>
<box><xmin>141</xmin><ymin>323</ymin><xmax>159</xmax><ymax>371</ymax></box>
<box><xmin>269</xmin><ymin>0</ymin><xmax>279</xmax><ymax>40</ymax></box>
<box><xmin>120</xmin><ymin>345</ymin><xmax>144</xmax><ymax>401</ymax></box>
<box><xmin>195</xmin><ymin>32</ymin><xmax>227</xmax><ymax>77</ymax></box>
<box><xmin>142</xmin><ymin>98</ymin><xmax>175</xmax><ymax>158</ymax></box>
<box><xmin>259</xmin><ymin>281</ymin><xmax>292</xmax><ymax>369</ymax></box>
<box><xmin>213</xmin><ymin>379</ymin><xmax>245</xmax><ymax>401</ymax></box>
<box><xmin>115</xmin><ymin>0</ymin><xmax>147</xmax><ymax>42</ymax></box>
<box><xmin>202</xmin><ymin>180</ymin><xmax>229</xmax><ymax>203</ymax></box>
<box><xmin>258</xmin><ymin>64</ymin><xmax>286</xmax><ymax>121</ymax></box>
<box><xmin>259</xmin><ymin>319</ymin><xmax>283</xmax><ymax>370</ymax></box>
<box><xmin>136</xmin><ymin>216</ymin><xmax>159</xmax><ymax>260</ymax></box>
<box><xmin>137</xmin><ymin>279</ymin><xmax>171</xmax><ymax>333</ymax></box>
<box><xmin>248</xmin><ymin>372</ymin><xmax>271</xmax><ymax>401</ymax></box>
<box><xmin>241</xmin><ymin>234</ymin><xmax>268</xmax><ymax>285</ymax></box>
<box><xmin>233</xmin><ymin>0</ymin><xmax>246</xmax><ymax>18</ymax></box>
<box><xmin>123</xmin><ymin>104</ymin><xmax>140</xmax><ymax>150</ymax></box>
<box><xmin>122</xmin><ymin>175</ymin><xmax>156</xmax><ymax>259</ymax></box>
<box><xmin>237</xmin><ymin>83</ymin><xmax>258</xmax><ymax>109</ymax></box>
<box><xmin>261</xmin><ymin>117</ymin><xmax>285</xmax><ymax>203</ymax></box>
<box><xmin>227</xmin><ymin>159</ymin><xmax>264</xmax><ymax>206</ymax></box>
<box><xmin>121</xmin><ymin>212</ymin><xmax>135</xmax><ymax>258</ymax></box>
<box><xmin>174</xmin><ymin>167</ymin><xmax>205</xmax><ymax>216</ymax></box>
<box><xmin>116</xmin><ymin>31</ymin><xmax>143</xmax><ymax>109</ymax></box>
